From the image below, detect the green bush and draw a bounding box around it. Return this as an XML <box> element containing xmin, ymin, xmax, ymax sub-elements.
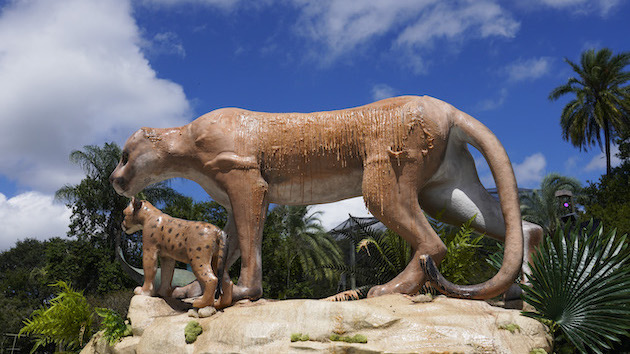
<box><xmin>94</xmin><ymin>308</ymin><xmax>132</xmax><ymax>345</ymax></box>
<box><xmin>522</xmin><ymin>221</ymin><xmax>630</xmax><ymax>354</ymax></box>
<box><xmin>19</xmin><ymin>281</ymin><xmax>95</xmax><ymax>353</ymax></box>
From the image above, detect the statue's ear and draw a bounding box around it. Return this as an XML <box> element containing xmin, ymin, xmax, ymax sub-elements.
<box><xmin>132</xmin><ymin>197</ymin><xmax>142</xmax><ymax>211</ymax></box>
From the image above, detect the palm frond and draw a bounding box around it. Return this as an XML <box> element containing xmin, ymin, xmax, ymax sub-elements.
<box><xmin>522</xmin><ymin>221</ymin><xmax>630</xmax><ymax>354</ymax></box>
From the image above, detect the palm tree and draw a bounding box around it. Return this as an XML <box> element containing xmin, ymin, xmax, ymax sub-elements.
<box><xmin>55</xmin><ymin>143</ymin><xmax>181</xmax><ymax>255</ymax></box>
<box><xmin>268</xmin><ymin>205</ymin><xmax>343</xmax><ymax>291</ymax></box>
<box><xmin>549</xmin><ymin>48</ymin><xmax>630</xmax><ymax>175</ymax></box>
<box><xmin>520</xmin><ymin>173</ymin><xmax>581</xmax><ymax>236</ymax></box>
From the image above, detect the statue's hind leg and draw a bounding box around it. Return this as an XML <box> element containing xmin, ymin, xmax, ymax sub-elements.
<box><xmin>362</xmin><ymin>157</ymin><xmax>447</xmax><ymax>298</ymax></box>
<box><xmin>419</xmin><ymin>140</ymin><xmax>542</xmax><ymax>297</ymax></box>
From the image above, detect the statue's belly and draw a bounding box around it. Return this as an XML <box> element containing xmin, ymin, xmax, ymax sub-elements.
<box><xmin>266</xmin><ymin>168</ymin><xmax>363</xmax><ymax>205</ymax></box>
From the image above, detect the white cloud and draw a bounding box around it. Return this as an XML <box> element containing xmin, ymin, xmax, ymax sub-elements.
<box><xmin>584</xmin><ymin>145</ymin><xmax>621</xmax><ymax>171</ymax></box>
<box><xmin>536</xmin><ymin>0</ymin><xmax>621</xmax><ymax>16</ymax></box>
<box><xmin>140</xmin><ymin>0</ymin><xmax>240</xmax><ymax>9</ymax></box>
<box><xmin>0</xmin><ymin>0</ymin><xmax>191</xmax><ymax>193</ymax></box>
<box><xmin>145</xmin><ymin>32</ymin><xmax>186</xmax><ymax>57</ymax></box>
<box><xmin>309</xmin><ymin>197</ymin><xmax>372</xmax><ymax>231</ymax></box>
<box><xmin>477</xmin><ymin>88</ymin><xmax>509</xmax><ymax>111</ymax></box>
<box><xmin>0</xmin><ymin>192</ymin><xmax>71</xmax><ymax>251</ymax></box>
<box><xmin>513</xmin><ymin>153</ymin><xmax>547</xmax><ymax>187</ymax></box>
<box><xmin>505</xmin><ymin>57</ymin><xmax>552</xmax><ymax>82</ymax></box>
<box><xmin>292</xmin><ymin>0</ymin><xmax>519</xmax><ymax>67</ymax></box>
<box><xmin>371</xmin><ymin>84</ymin><xmax>397</xmax><ymax>101</ymax></box>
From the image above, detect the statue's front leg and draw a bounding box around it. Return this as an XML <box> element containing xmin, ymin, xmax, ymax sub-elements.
<box><xmin>216</xmin><ymin>168</ymin><xmax>269</xmax><ymax>302</ymax></box>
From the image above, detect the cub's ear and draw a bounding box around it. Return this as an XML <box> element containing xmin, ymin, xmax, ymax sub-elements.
<box><xmin>132</xmin><ymin>197</ymin><xmax>142</xmax><ymax>211</ymax></box>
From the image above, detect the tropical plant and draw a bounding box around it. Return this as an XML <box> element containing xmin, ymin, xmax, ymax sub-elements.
<box><xmin>328</xmin><ymin>214</ymin><xmax>495</xmax><ymax>300</ymax></box>
<box><xmin>433</xmin><ymin>216</ymin><xmax>487</xmax><ymax>285</ymax></box>
<box><xmin>268</xmin><ymin>205</ymin><xmax>343</xmax><ymax>292</ymax></box>
<box><xmin>19</xmin><ymin>281</ymin><xmax>95</xmax><ymax>353</ymax></box>
<box><xmin>581</xmin><ymin>134</ymin><xmax>630</xmax><ymax>236</ymax></box>
<box><xmin>520</xmin><ymin>173</ymin><xmax>582</xmax><ymax>235</ymax></box>
<box><xmin>521</xmin><ymin>221</ymin><xmax>630</xmax><ymax>354</ymax></box>
<box><xmin>94</xmin><ymin>307</ymin><xmax>132</xmax><ymax>345</ymax></box>
<box><xmin>55</xmin><ymin>143</ymin><xmax>181</xmax><ymax>247</ymax></box>
<box><xmin>55</xmin><ymin>142</ymin><xmax>182</xmax><ymax>265</ymax></box>
<box><xmin>162</xmin><ymin>196</ymin><xmax>227</xmax><ymax>228</ymax></box>
<box><xmin>549</xmin><ymin>48</ymin><xmax>630</xmax><ymax>175</ymax></box>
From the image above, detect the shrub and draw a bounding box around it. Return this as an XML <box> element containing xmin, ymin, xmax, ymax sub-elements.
<box><xmin>522</xmin><ymin>221</ymin><xmax>630</xmax><ymax>354</ymax></box>
<box><xmin>19</xmin><ymin>281</ymin><xmax>95</xmax><ymax>353</ymax></box>
<box><xmin>94</xmin><ymin>308</ymin><xmax>132</xmax><ymax>345</ymax></box>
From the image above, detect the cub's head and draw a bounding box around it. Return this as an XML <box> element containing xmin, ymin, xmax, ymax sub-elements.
<box><xmin>122</xmin><ymin>197</ymin><xmax>145</xmax><ymax>234</ymax></box>
<box><xmin>110</xmin><ymin>128</ymin><xmax>167</xmax><ymax>197</ymax></box>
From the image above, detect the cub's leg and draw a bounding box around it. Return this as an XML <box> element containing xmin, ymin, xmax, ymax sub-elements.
<box><xmin>362</xmin><ymin>155</ymin><xmax>447</xmax><ymax>297</ymax></box>
<box><xmin>191</xmin><ymin>256</ymin><xmax>218</xmax><ymax>309</ymax></box>
<box><xmin>136</xmin><ymin>247</ymin><xmax>159</xmax><ymax>296</ymax></box>
<box><xmin>156</xmin><ymin>256</ymin><xmax>175</xmax><ymax>298</ymax></box>
<box><xmin>212</xmin><ymin>254</ymin><xmax>233</xmax><ymax>309</ymax></box>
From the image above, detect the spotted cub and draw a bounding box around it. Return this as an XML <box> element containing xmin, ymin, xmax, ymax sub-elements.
<box><xmin>122</xmin><ymin>197</ymin><xmax>232</xmax><ymax>309</ymax></box>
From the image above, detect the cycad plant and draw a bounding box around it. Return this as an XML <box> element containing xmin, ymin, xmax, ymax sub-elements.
<box><xmin>328</xmin><ymin>214</ymin><xmax>494</xmax><ymax>300</ymax></box>
<box><xmin>19</xmin><ymin>281</ymin><xmax>95</xmax><ymax>353</ymax></box>
<box><xmin>522</xmin><ymin>221</ymin><xmax>630</xmax><ymax>353</ymax></box>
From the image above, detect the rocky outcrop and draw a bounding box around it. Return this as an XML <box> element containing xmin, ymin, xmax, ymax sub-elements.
<box><xmin>81</xmin><ymin>294</ymin><xmax>552</xmax><ymax>353</ymax></box>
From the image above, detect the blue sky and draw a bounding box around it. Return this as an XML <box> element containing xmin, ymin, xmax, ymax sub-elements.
<box><xmin>0</xmin><ymin>0</ymin><xmax>627</xmax><ymax>250</ymax></box>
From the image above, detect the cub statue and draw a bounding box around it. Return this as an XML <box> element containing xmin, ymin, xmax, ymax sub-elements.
<box><xmin>122</xmin><ymin>197</ymin><xmax>232</xmax><ymax>309</ymax></box>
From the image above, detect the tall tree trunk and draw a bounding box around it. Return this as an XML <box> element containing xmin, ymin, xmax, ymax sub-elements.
<box><xmin>604</xmin><ymin>120</ymin><xmax>612</xmax><ymax>176</ymax></box>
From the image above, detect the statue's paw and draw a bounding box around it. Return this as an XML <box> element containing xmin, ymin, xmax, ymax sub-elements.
<box><xmin>367</xmin><ymin>281</ymin><xmax>419</xmax><ymax>298</ymax></box>
<box><xmin>172</xmin><ymin>281</ymin><xmax>202</xmax><ymax>299</ymax></box>
<box><xmin>232</xmin><ymin>284</ymin><xmax>262</xmax><ymax>302</ymax></box>
<box><xmin>156</xmin><ymin>287</ymin><xmax>173</xmax><ymax>298</ymax></box>
<box><xmin>134</xmin><ymin>286</ymin><xmax>152</xmax><ymax>296</ymax></box>
<box><xmin>367</xmin><ymin>284</ymin><xmax>388</xmax><ymax>298</ymax></box>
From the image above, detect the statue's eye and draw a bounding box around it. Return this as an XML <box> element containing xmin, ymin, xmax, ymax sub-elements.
<box><xmin>121</xmin><ymin>151</ymin><xmax>129</xmax><ymax>165</ymax></box>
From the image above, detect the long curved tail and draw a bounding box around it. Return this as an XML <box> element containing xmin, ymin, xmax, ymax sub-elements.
<box><xmin>419</xmin><ymin>108</ymin><xmax>523</xmax><ymax>299</ymax></box>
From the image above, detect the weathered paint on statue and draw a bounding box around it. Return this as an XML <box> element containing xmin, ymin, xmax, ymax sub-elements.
<box><xmin>110</xmin><ymin>95</ymin><xmax>543</xmax><ymax>304</ymax></box>
<box><xmin>122</xmin><ymin>197</ymin><xmax>232</xmax><ymax>309</ymax></box>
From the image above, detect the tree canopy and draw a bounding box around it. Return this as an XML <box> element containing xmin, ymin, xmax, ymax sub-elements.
<box><xmin>549</xmin><ymin>48</ymin><xmax>630</xmax><ymax>175</ymax></box>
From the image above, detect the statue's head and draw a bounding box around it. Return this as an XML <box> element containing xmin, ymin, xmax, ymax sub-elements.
<box><xmin>110</xmin><ymin>128</ymin><xmax>166</xmax><ymax>197</ymax></box>
<box><xmin>122</xmin><ymin>197</ymin><xmax>145</xmax><ymax>234</ymax></box>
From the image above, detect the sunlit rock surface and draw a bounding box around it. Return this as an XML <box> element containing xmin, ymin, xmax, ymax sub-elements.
<box><xmin>81</xmin><ymin>294</ymin><xmax>551</xmax><ymax>354</ymax></box>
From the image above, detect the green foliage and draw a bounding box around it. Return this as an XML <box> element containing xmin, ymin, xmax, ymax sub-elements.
<box><xmin>329</xmin><ymin>333</ymin><xmax>367</xmax><ymax>343</ymax></box>
<box><xmin>55</xmin><ymin>143</ymin><xmax>180</xmax><ymax>252</ymax></box>
<box><xmin>19</xmin><ymin>281</ymin><xmax>95</xmax><ymax>353</ymax></box>
<box><xmin>429</xmin><ymin>215</ymin><xmax>499</xmax><ymax>285</ymax></box>
<box><xmin>434</xmin><ymin>216</ymin><xmax>485</xmax><ymax>285</ymax></box>
<box><xmin>549</xmin><ymin>48</ymin><xmax>630</xmax><ymax>175</ymax></box>
<box><xmin>267</xmin><ymin>205</ymin><xmax>343</xmax><ymax>297</ymax></box>
<box><xmin>290</xmin><ymin>333</ymin><xmax>310</xmax><ymax>342</ymax></box>
<box><xmin>497</xmin><ymin>323</ymin><xmax>521</xmax><ymax>334</ymax></box>
<box><xmin>94</xmin><ymin>308</ymin><xmax>131</xmax><ymax>345</ymax></box>
<box><xmin>521</xmin><ymin>221</ymin><xmax>630</xmax><ymax>354</ymax></box>
<box><xmin>184</xmin><ymin>321</ymin><xmax>203</xmax><ymax>344</ymax></box>
<box><xmin>162</xmin><ymin>196</ymin><xmax>227</xmax><ymax>228</ymax></box>
<box><xmin>520</xmin><ymin>173</ymin><xmax>582</xmax><ymax>235</ymax></box>
<box><xmin>580</xmin><ymin>135</ymin><xmax>630</xmax><ymax>236</ymax></box>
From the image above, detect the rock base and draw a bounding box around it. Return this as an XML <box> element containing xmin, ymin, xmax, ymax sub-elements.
<box><xmin>82</xmin><ymin>294</ymin><xmax>551</xmax><ymax>353</ymax></box>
